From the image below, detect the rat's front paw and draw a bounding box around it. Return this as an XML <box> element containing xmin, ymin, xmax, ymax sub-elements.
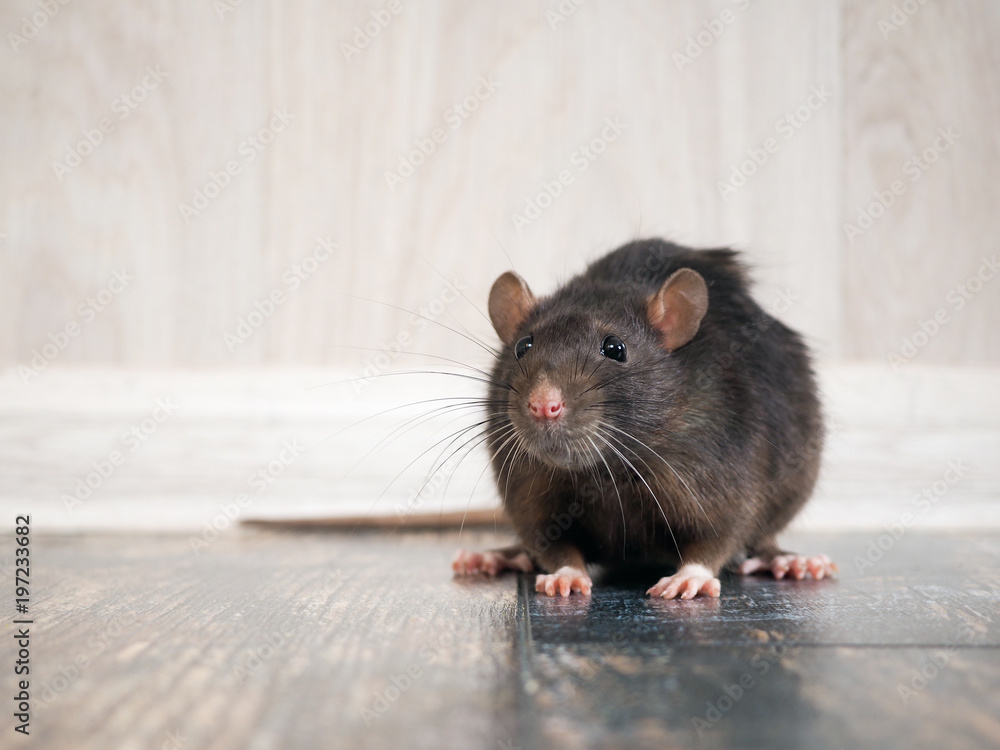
<box><xmin>647</xmin><ymin>563</ymin><xmax>721</xmax><ymax>600</ymax></box>
<box><xmin>535</xmin><ymin>566</ymin><xmax>593</xmax><ymax>597</ymax></box>
<box><xmin>739</xmin><ymin>553</ymin><xmax>837</xmax><ymax>580</ymax></box>
<box><xmin>453</xmin><ymin>549</ymin><xmax>494</xmax><ymax>576</ymax></box>
<box><xmin>452</xmin><ymin>548</ymin><xmax>534</xmax><ymax>576</ymax></box>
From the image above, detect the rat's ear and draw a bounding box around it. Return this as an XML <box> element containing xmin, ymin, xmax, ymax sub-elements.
<box><xmin>647</xmin><ymin>268</ymin><xmax>709</xmax><ymax>350</ymax></box>
<box><xmin>489</xmin><ymin>271</ymin><xmax>536</xmax><ymax>345</ymax></box>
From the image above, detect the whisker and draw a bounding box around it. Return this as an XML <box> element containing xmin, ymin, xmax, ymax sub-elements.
<box><xmin>489</xmin><ymin>229</ymin><xmax>521</xmax><ymax>277</ymax></box>
<box><xmin>594</xmin><ymin>429</ymin><xmax>682</xmax><ymax>561</ymax></box>
<box><xmin>465</xmin><ymin>422</ymin><xmax>518</xmax><ymax>508</ymax></box>
<box><xmin>388</xmin><ymin>421</ymin><xmax>511</xmax><ymax>536</ymax></box>
<box><xmin>333</xmin><ymin>398</ymin><xmax>498</xmax><ymax>483</ymax></box>
<box><xmin>416</xmin><ymin>250</ymin><xmax>494</xmax><ymax>329</ymax></box>
<box><xmin>586</xmin><ymin>435</ymin><xmax>627</xmax><ymax>559</ymax></box>
<box><xmin>600</xmin><ymin>421</ymin><xmax>718</xmax><ymax>538</ymax></box>
<box><xmin>458</xmin><ymin>424</ymin><xmax>520</xmax><ymax>536</ymax></box>
<box><xmin>338</xmin><ymin>291</ymin><xmax>503</xmax><ymax>364</ymax></box>
<box><xmin>372</xmin><ymin>401</ymin><xmax>497</xmax><ymax>459</ymax></box>
<box><xmin>307</xmin><ymin>368</ymin><xmax>502</xmax><ymax>391</ymax></box>
<box><xmin>353</xmin><ymin>417</ymin><xmax>499</xmax><ymax>528</ymax></box>
<box><xmin>325</xmin><ymin>344</ymin><xmax>496</xmax><ymax>379</ymax></box>
<box><xmin>495</xmin><ymin>424</ymin><xmax>528</xmax><ymax>512</ymax></box>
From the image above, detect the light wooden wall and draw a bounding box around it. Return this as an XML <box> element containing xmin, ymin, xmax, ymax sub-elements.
<box><xmin>1</xmin><ymin>0</ymin><xmax>997</xmax><ymax>373</ymax></box>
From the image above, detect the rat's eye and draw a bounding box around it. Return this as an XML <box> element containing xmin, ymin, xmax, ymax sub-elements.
<box><xmin>514</xmin><ymin>335</ymin><xmax>533</xmax><ymax>359</ymax></box>
<box><xmin>600</xmin><ymin>334</ymin><xmax>627</xmax><ymax>362</ymax></box>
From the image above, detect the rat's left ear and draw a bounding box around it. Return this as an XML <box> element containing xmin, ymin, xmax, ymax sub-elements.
<box><xmin>647</xmin><ymin>268</ymin><xmax>709</xmax><ymax>350</ymax></box>
<box><xmin>489</xmin><ymin>271</ymin><xmax>537</xmax><ymax>345</ymax></box>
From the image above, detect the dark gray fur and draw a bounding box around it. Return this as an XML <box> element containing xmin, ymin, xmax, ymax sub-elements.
<box><xmin>485</xmin><ymin>239</ymin><xmax>823</xmax><ymax>577</ymax></box>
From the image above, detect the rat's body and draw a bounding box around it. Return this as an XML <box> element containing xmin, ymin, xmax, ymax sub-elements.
<box><xmin>453</xmin><ymin>239</ymin><xmax>835</xmax><ymax>598</ymax></box>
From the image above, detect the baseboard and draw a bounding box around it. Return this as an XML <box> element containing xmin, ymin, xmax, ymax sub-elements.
<box><xmin>1</xmin><ymin>363</ymin><xmax>997</xmax><ymax>532</ymax></box>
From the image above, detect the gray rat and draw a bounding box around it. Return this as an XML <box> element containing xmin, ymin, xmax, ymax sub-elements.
<box><xmin>452</xmin><ymin>239</ymin><xmax>835</xmax><ymax>598</ymax></box>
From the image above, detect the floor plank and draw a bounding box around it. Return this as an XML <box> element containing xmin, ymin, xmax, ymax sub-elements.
<box><xmin>10</xmin><ymin>529</ymin><xmax>1000</xmax><ymax>749</ymax></box>
<box><xmin>21</xmin><ymin>528</ymin><xmax>522</xmax><ymax>750</ymax></box>
<box><xmin>522</xmin><ymin>533</ymin><xmax>1000</xmax><ymax>750</ymax></box>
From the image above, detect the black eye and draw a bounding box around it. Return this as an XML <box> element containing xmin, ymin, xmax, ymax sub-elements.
<box><xmin>600</xmin><ymin>334</ymin><xmax>626</xmax><ymax>362</ymax></box>
<box><xmin>514</xmin><ymin>335</ymin><xmax>533</xmax><ymax>359</ymax></box>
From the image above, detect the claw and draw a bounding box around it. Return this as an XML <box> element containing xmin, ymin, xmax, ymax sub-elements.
<box><xmin>739</xmin><ymin>552</ymin><xmax>837</xmax><ymax>581</ymax></box>
<box><xmin>647</xmin><ymin>563</ymin><xmax>721</xmax><ymax>600</ymax></box>
<box><xmin>452</xmin><ymin>548</ymin><xmax>535</xmax><ymax>577</ymax></box>
<box><xmin>535</xmin><ymin>566</ymin><xmax>592</xmax><ymax>597</ymax></box>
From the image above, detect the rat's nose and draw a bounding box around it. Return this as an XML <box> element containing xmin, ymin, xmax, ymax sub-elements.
<box><xmin>529</xmin><ymin>383</ymin><xmax>564</xmax><ymax>420</ymax></box>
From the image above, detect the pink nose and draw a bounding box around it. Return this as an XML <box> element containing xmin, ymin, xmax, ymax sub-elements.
<box><xmin>529</xmin><ymin>384</ymin><xmax>564</xmax><ymax>420</ymax></box>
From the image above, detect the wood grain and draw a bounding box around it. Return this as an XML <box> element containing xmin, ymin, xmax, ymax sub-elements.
<box><xmin>19</xmin><ymin>529</ymin><xmax>523</xmax><ymax>750</ymax></box>
<box><xmin>12</xmin><ymin>529</ymin><xmax>1000</xmax><ymax>750</ymax></box>
<box><xmin>1</xmin><ymin>0</ymin><xmax>845</xmax><ymax>368</ymax></box>
<box><xmin>842</xmin><ymin>0</ymin><xmax>1000</xmax><ymax>364</ymax></box>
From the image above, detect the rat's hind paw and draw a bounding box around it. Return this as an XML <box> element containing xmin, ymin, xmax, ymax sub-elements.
<box><xmin>647</xmin><ymin>563</ymin><xmax>721</xmax><ymax>600</ymax></box>
<box><xmin>452</xmin><ymin>548</ymin><xmax>534</xmax><ymax>577</ymax></box>
<box><xmin>739</xmin><ymin>553</ymin><xmax>837</xmax><ymax>580</ymax></box>
<box><xmin>535</xmin><ymin>566</ymin><xmax>593</xmax><ymax>597</ymax></box>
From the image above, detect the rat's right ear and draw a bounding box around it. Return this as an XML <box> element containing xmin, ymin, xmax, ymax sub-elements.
<box><xmin>647</xmin><ymin>268</ymin><xmax>709</xmax><ymax>350</ymax></box>
<box><xmin>489</xmin><ymin>271</ymin><xmax>536</xmax><ymax>345</ymax></box>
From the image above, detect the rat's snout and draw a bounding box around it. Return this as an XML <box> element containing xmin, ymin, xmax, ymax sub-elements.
<box><xmin>528</xmin><ymin>382</ymin><xmax>564</xmax><ymax>421</ymax></box>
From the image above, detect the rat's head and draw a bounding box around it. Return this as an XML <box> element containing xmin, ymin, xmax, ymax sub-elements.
<box><xmin>487</xmin><ymin>267</ymin><xmax>709</xmax><ymax>471</ymax></box>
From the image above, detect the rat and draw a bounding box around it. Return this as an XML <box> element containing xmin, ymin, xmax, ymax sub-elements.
<box><xmin>452</xmin><ymin>238</ymin><xmax>835</xmax><ymax>599</ymax></box>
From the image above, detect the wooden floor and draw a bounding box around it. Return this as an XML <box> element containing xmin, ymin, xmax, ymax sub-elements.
<box><xmin>15</xmin><ymin>529</ymin><xmax>1000</xmax><ymax>750</ymax></box>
